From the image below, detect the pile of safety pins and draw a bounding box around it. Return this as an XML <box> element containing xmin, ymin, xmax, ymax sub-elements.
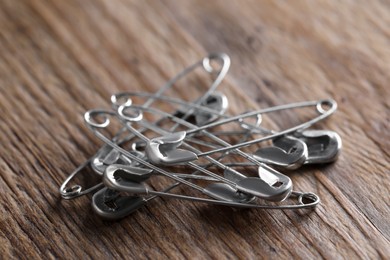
<box><xmin>60</xmin><ymin>53</ymin><xmax>342</xmax><ymax>220</ymax></box>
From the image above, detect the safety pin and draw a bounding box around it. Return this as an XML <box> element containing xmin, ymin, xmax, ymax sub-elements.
<box><xmin>114</xmin><ymin>91</ymin><xmax>267</xmax><ymax>141</ymax></box>
<box><xmin>85</xmin><ymin>108</ymin><xmax>292</xmax><ymax>202</ymax></box>
<box><xmin>91</xmin><ymin>107</ymin><xmax>290</xmax><ymax>220</ymax></box>
<box><xmin>112</xmin><ymin>100</ymin><xmax>335</xmax><ymax>199</ymax></box>
<box><xmin>156</xmin><ymin>110</ymin><xmax>263</xmax><ymax>198</ymax></box>
<box><xmin>118</xmin><ymin>107</ymin><xmax>296</xmax><ymax>201</ymax></box>
<box><xmin>134</xmin><ymin>189</ymin><xmax>319</xmax><ymax>210</ymax></box>
<box><xmin>114</xmin><ymin>92</ymin><xmax>337</xmax><ymax>168</ymax></box>
<box><xmin>111</xmin><ymin>53</ymin><xmax>230</xmax><ymax>123</ymax></box>
<box><xmin>86</xmin><ymin>100</ymin><xmax>322</xmax><ymax>213</ymax></box>
<box><xmin>103</xmin><ymin>164</ymin><xmax>255</xmax><ymax>203</ymax></box>
<box><xmin>84</xmin><ymin>109</ymin><xmax>240</xmax><ymax>198</ymax></box>
<box><xmin>91</xmin><ymin>183</ymin><xmax>320</xmax><ymax>220</ymax></box>
<box><xmin>112</xmin><ymin>91</ymin><xmax>336</xmax><ymax>136</ymax></box>
<box><xmin>93</xmin><ymin>132</ymin><xmax>251</xmax><ymax>221</ymax></box>
<box><xmin>99</xmin><ymin>119</ymin><xmax>261</xmax><ymax>202</ymax></box>
<box><xmin>116</xmin><ymin>98</ymin><xmax>336</xmax><ymax>160</ymax></box>
<box><xmin>106</xmin><ymin>52</ymin><xmax>230</xmax><ymax>142</ymax></box>
<box><xmin>103</xmin><ymin>163</ymin><xmax>222</xmax><ymax>182</ymax></box>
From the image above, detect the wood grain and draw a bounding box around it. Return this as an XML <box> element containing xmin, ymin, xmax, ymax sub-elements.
<box><xmin>0</xmin><ymin>0</ymin><xmax>389</xmax><ymax>259</ymax></box>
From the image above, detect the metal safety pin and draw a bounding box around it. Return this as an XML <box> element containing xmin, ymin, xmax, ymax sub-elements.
<box><xmin>85</xmin><ymin>109</ymin><xmax>292</xmax><ymax>202</ymax></box>
<box><xmin>84</xmin><ymin>110</ymin><xmax>244</xmax><ymax>201</ymax></box>
<box><xmin>98</xmin><ymin>167</ymin><xmax>320</xmax><ymax>219</ymax></box>
<box><xmin>88</xmin><ymin>102</ymin><xmax>295</xmax><ymax>202</ymax></box>
<box><xmin>117</xmin><ymin>99</ymin><xmax>336</xmax><ymax>160</ymax></box>
<box><xmin>60</xmin><ymin>52</ymin><xmax>334</xmax><ymax>220</ymax></box>
<box><xmin>91</xmin><ymin>97</ymin><xmax>326</xmax><ymax>215</ymax></box>
<box><xmin>111</xmin><ymin>99</ymin><xmax>336</xmax><ymax>200</ymax></box>
<box><xmin>104</xmin><ymin>163</ymin><xmax>225</xmax><ymax>182</ymax></box>
<box><xmin>103</xmin><ymin>164</ymin><xmax>254</xmax><ymax>203</ymax></box>
<box><xmin>112</xmin><ymin>92</ymin><xmax>337</xmax><ymax>136</ymax></box>
<box><xmin>111</xmin><ymin>53</ymin><xmax>230</xmax><ymax>123</ymax></box>
<box><xmin>178</xmin><ymin>99</ymin><xmax>337</xmax><ymax>155</ymax></box>
<box><xmin>91</xmin><ymin>183</ymin><xmax>320</xmax><ymax>220</ymax></box>
<box><xmin>118</xmin><ymin>115</ymin><xmax>291</xmax><ymax>202</ymax></box>
<box><xmin>91</xmin><ymin>115</ymin><xmax>260</xmax><ymax>220</ymax></box>
<box><xmin>121</xmin><ymin>112</ymin><xmax>292</xmax><ymax>202</ymax></box>
<box><xmin>93</xmin><ymin>151</ymin><xmax>319</xmax><ymax>220</ymax></box>
<box><xmin>114</xmin><ymin>92</ymin><xmax>338</xmax><ymax>168</ymax></box>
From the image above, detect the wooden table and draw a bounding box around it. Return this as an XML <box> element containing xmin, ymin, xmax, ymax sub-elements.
<box><xmin>0</xmin><ymin>1</ymin><xmax>389</xmax><ymax>258</ymax></box>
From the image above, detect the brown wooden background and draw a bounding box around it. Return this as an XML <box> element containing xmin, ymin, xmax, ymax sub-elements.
<box><xmin>0</xmin><ymin>0</ymin><xmax>389</xmax><ymax>259</ymax></box>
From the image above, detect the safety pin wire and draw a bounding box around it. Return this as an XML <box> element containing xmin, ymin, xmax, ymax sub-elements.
<box><xmin>196</xmin><ymin>99</ymin><xmax>337</xmax><ymax>156</ymax></box>
<box><xmin>149</xmin><ymin>98</ymin><xmax>336</xmax><ymax>138</ymax></box>
<box><xmin>100</xmin><ymin>177</ymin><xmax>319</xmax><ymax>210</ymax></box>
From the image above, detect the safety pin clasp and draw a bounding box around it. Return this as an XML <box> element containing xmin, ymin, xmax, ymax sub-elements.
<box><xmin>92</xmin><ymin>188</ymin><xmax>146</xmax><ymax>219</ymax></box>
<box><xmin>253</xmin><ymin>136</ymin><xmax>308</xmax><ymax>170</ymax></box>
<box><xmin>145</xmin><ymin>131</ymin><xmax>198</xmax><ymax>165</ymax></box>
<box><xmin>294</xmin><ymin>130</ymin><xmax>342</xmax><ymax>164</ymax></box>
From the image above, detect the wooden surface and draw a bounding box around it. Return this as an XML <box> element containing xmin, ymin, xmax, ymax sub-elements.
<box><xmin>0</xmin><ymin>0</ymin><xmax>389</xmax><ymax>259</ymax></box>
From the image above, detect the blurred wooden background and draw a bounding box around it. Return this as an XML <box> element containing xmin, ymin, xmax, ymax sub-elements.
<box><xmin>0</xmin><ymin>0</ymin><xmax>389</xmax><ymax>258</ymax></box>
